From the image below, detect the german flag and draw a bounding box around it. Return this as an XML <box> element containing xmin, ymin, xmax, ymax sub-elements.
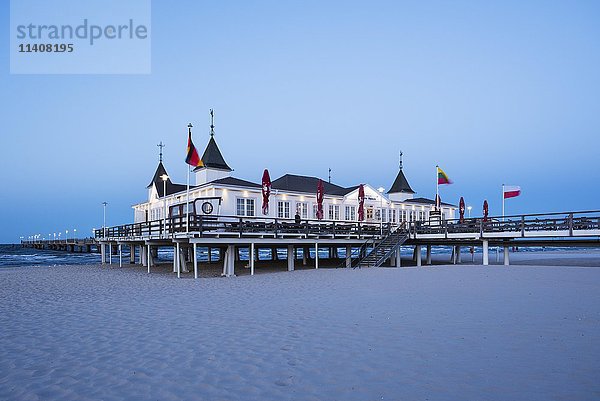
<box><xmin>185</xmin><ymin>129</ymin><xmax>204</xmax><ymax>167</ymax></box>
<box><xmin>437</xmin><ymin>166</ymin><xmax>452</xmax><ymax>185</ymax></box>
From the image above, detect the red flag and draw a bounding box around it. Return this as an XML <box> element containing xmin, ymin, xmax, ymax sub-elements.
<box><xmin>185</xmin><ymin>128</ymin><xmax>204</xmax><ymax>167</ymax></box>
<box><xmin>358</xmin><ymin>184</ymin><xmax>365</xmax><ymax>222</ymax></box>
<box><xmin>459</xmin><ymin>197</ymin><xmax>465</xmax><ymax>223</ymax></box>
<box><xmin>262</xmin><ymin>169</ymin><xmax>271</xmax><ymax>215</ymax></box>
<box><xmin>316</xmin><ymin>179</ymin><xmax>324</xmax><ymax>220</ymax></box>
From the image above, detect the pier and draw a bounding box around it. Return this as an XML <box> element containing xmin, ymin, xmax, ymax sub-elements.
<box><xmin>21</xmin><ymin>238</ymin><xmax>100</xmax><ymax>254</ymax></box>
<box><xmin>69</xmin><ymin>209</ymin><xmax>600</xmax><ymax>277</ymax></box>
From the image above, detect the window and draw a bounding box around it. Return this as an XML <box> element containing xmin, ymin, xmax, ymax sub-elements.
<box><xmin>236</xmin><ymin>198</ymin><xmax>255</xmax><ymax>216</ymax></box>
<box><xmin>278</xmin><ymin>201</ymin><xmax>290</xmax><ymax>219</ymax></box>
<box><xmin>328</xmin><ymin>205</ymin><xmax>340</xmax><ymax>220</ymax></box>
<box><xmin>366</xmin><ymin>208</ymin><xmax>374</xmax><ymax>220</ymax></box>
<box><xmin>381</xmin><ymin>208</ymin><xmax>388</xmax><ymax>223</ymax></box>
<box><xmin>345</xmin><ymin>206</ymin><xmax>356</xmax><ymax>221</ymax></box>
<box><xmin>391</xmin><ymin>209</ymin><xmax>396</xmax><ymax>223</ymax></box>
<box><xmin>296</xmin><ymin>202</ymin><xmax>308</xmax><ymax>219</ymax></box>
<box><xmin>312</xmin><ymin>204</ymin><xmax>319</xmax><ymax>219</ymax></box>
<box><xmin>401</xmin><ymin>210</ymin><xmax>407</xmax><ymax>222</ymax></box>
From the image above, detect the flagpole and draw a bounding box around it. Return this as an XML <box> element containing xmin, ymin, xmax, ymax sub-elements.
<box><xmin>186</xmin><ymin>165</ymin><xmax>190</xmax><ymax>234</ymax></box>
<box><xmin>502</xmin><ymin>184</ymin><xmax>505</xmax><ymax>222</ymax></box>
<box><xmin>435</xmin><ymin>165</ymin><xmax>439</xmax><ymax>211</ymax></box>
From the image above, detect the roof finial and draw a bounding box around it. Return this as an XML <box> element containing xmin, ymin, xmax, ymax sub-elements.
<box><xmin>328</xmin><ymin>167</ymin><xmax>332</xmax><ymax>183</ymax></box>
<box><xmin>209</xmin><ymin>109</ymin><xmax>215</xmax><ymax>137</ymax></box>
<box><xmin>157</xmin><ymin>141</ymin><xmax>165</xmax><ymax>163</ymax></box>
<box><xmin>399</xmin><ymin>150</ymin><xmax>403</xmax><ymax>170</ymax></box>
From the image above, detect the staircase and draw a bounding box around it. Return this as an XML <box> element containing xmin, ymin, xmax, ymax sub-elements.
<box><xmin>355</xmin><ymin>229</ymin><xmax>408</xmax><ymax>268</ymax></box>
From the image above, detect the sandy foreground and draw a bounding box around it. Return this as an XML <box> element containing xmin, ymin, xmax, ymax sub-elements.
<box><xmin>1</xmin><ymin>253</ymin><xmax>599</xmax><ymax>401</ymax></box>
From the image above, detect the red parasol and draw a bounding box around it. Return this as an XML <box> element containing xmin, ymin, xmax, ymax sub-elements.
<box><xmin>358</xmin><ymin>184</ymin><xmax>365</xmax><ymax>221</ymax></box>
<box><xmin>435</xmin><ymin>194</ymin><xmax>441</xmax><ymax>210</ymax></box>
<box><xmin>459</xmin><ymin>197</ymin><xmax>465</xmax><ymax>223</ymax></box>
<box><xmin>316</xmin><ymin>179</ymin><xmax>324</xmax><ymax>220</ymax></box>
<box><xmin>261</xmin><ymin>169</ymin><xmax>271</xmax><ymax>215</ymax></box>
<box><xmin>483</xmin><ymin>200</ymin><xmax>489</xmax><ymax>222</ymax></box>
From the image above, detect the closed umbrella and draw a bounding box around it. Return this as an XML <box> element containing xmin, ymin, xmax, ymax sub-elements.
<box><xmin>358</xmin><ymin>184</ymin><xmax>365</xmax><ymax>221</ymax></box>
<box><xmin>483</xmin><ymin>200</ymin><xmax>489</xmax><ymax>222</ymax></box>
<box><xmin>261</xmin><ymin>169</ymin><xmax>271</xmax><ymax>215</ymax></box>
<box><xmin>459</xmin><ymin>197</ymin><xmax>465</xmax><ymax>223</ymax></box>
<box><xmin>317</xmin><ymin>179</ymin><xmax>324</xmax><ymax>220</ymax></box>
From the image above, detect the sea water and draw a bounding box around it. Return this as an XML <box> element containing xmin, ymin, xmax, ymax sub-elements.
<box><xmin>0</xmin><ymin>243</ymin><xmax>588</xmax><ymax>268</ymax></box>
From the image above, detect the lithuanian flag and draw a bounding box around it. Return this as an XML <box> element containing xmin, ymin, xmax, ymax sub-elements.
<box><xmin>437</xmin><ymin>166</ymin><xmax>452</xmax><ymax>185</ymax></box>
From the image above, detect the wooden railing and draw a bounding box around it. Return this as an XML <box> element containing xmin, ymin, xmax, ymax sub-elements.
<box><xmin>94</xmin><ymin>215</ymin><xmax>392</xmax><ymax>240</ymax></box>
<box><xmin>94</xmin><ymin>210</ymin><xmax>600</xmax><ymax>241</ymax></box>
<box><xmin>410</xmin><ymin>210</ymin><xmax>600</xmax><ymax>238</ymax></box>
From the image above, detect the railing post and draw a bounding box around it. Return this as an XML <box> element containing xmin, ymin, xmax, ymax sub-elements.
<box><xmin>479</xmin><ymin>220</ymin><xmax>483</xmax><ymax>237</ymax></box>
<box><xmin>444</xmin><ymin>220</ymin><xmax>448</xmax><ymax>239</ymax></box>
<box><xmin>275</xmin><ymin>218</ymin><xmax>279</xmax><ymax>238</ymax></box>
<box><xmin>358</xmin><ymin>222</ymin><xmax>362</xmax><ymax>239</ymax></box>
<box><xmin>521</xmin><ymin>216</ymin><xmax>525</xmax><ymax>237</ymax></box>
<box><xmin>568</xmin><ymin>213</ymin><xmax>573</xmax><ymax>236</ymax></box>
<box><xmin>239</xmin><ymin>217</ymin><xmax>243</xmax><ymax>238</ymax></box>
<box><xmin>305</xmin><ymin>220</ymin><xmax>309</xmax><ymax>238</ymax></box>
<box><xmin>332</xmin><ymin>221</ymin><xmax>336</xmax><ymax>239</ymax></box>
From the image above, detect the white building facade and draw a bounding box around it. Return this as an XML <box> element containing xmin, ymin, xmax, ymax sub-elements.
<box><xmin>133</xmin><ymin>133</ymin><xmax>456</xmax><ymax>227</ymax></box>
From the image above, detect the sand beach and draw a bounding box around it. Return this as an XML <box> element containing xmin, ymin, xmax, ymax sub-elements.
<box><xmin>1</xmin><ymin>251</ymin><xmax>599</xmax><ymax>401</ymax></box>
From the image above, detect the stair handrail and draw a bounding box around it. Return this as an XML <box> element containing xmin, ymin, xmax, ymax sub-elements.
<box><xmin>355</xmin><ymin>223</ymin><xmax>409</xmax><ymax>268</ymax></box>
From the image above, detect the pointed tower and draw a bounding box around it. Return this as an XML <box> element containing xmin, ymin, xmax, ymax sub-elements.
<box><xmin>194</xmin><ymin>109</ymin><xmax>233</xmax><ymax>185</ymax></box>
<box><xmin>387</xmin><ymin>151</ymin><xmax>415</xmax><ymax>202</ymax></box>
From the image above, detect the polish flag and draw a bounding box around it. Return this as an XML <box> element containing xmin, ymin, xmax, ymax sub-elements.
<box><xmin>503</xmin><ymin>185</ymin><xmax>521</xmax><ymax>199</ymax></box>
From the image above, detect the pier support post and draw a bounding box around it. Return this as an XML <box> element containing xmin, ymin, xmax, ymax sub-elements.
<box><xmin>129</xmin><ymin>245</ymin><xmax>135</xmax><ymax>264</ymax></box>
<box><xmin>119</xmin><ymin>243</ymin><xmax>122</xmax><ymax>268</ymax></box>
<box><xmin>208</xmin><ymin>247</ymin><xmax>212</xmax><ymax>264</ymax></box>
<box><xmin>176</xmin><ymin>243</ymin><xmax>181</xmax><ymax>278</ymax></box>
<box><xmin>173</xmin><ymin>245</ymin><xmax>178</xmax><ymax>273</ymax></box>
<box><xmin>482</xmin><ymin>240</ymin><xmax>489</xmax><ymax>266</ymax></box>
<box><xmin>315</xmin><ymin>243</ymin><xmax>319</xmax><ymax>269</ymax></box>
<box><xmin>108</xmin><ymin>243</ymin><xmax>112</xmax><ymax>265</ymax></box>
<box><xmin>416</xmin><ymin>245</ymin><xmax>422</xmax><ymax>267</ymax></box>
<box><xmin>396</xmin><ymin>248</ymin><xmax>402</xmax><ymax>268</ymax></box>
<box><xmin>101</xmin><ymin>243</ymin><xmax>106</xmax><ymax>265</ymax></box>
<box><xmin>250</xmin><ymin>243</ymin><xmax>255</xmax><ymax>275</ymax></box>
<box><xmin>426</xmin><ymin>245</ymin><xmax>432</xmax><ymax>265</ymax></box>
<box><xmin>180</xmin><ymin>246</ymin><xmax>189</xmax><ymax>274</ymax></box>
<box><xmin>146</xmin><ymin>244</ymin><xmax>151</xmax><ymax>273</ymax></box>
<box><xmin>303</xmin><ymin>247</ymin><xmax>308</xmax><ymax>265</ymax></box>
<box><xmin>193</xmin><ymin>243</ymin><xmax>198</xmax><ymax>279</ymax></box>
<box><xmin>345</xmin><ymin>245</ymin><xmax>352</xmax><ymax>268</ymax></box>
<box><xmin>456</xmin><ymin>246</ymin><xmax>461</xmax><ymax>264</ymax></box>
<box><xmin>223</xmin><ymin>245</ymin><xmax>235</xmax><ymax>277</ymax></box>
<box><xmin>287</xmin><ymin>245</ymin><xmax>295</xmax><ymax>271</ymax></box>
<box><xmin>503</xmin><ymin>246</ymin><xmax>510</xmax><ymax>266</ymax></box>
<box><xmin>141</xmin><ymin>245</ymin><xmax>147</xmax><ymax>267</ymax></box>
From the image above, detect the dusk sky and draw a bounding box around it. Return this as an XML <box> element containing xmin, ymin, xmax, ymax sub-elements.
<box><xmin>1</xmin><ymin>0</ymin><xmax>599</xmax><ymax>243</ymax></box>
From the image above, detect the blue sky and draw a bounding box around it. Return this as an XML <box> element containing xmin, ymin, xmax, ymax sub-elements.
<box><xmin>1</xmin><ymin>0</ymin><xmax>599</xmax><ymax>243</ymax></box>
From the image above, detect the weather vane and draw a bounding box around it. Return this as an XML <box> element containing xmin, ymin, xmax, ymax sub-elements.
<box><xmin>399</xmin><ymin>151</ymin><xmax>403</xmax><ymax>170</ymax></box>
<box><xmin>210</xmin><ymin>109</ymin><xmax>215</xmax><ymax>137</ymax></box>
<box><xmin>157</xmin><ymin>141</ymin><xmax>165</xmax><ymax>162</ymax></box>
